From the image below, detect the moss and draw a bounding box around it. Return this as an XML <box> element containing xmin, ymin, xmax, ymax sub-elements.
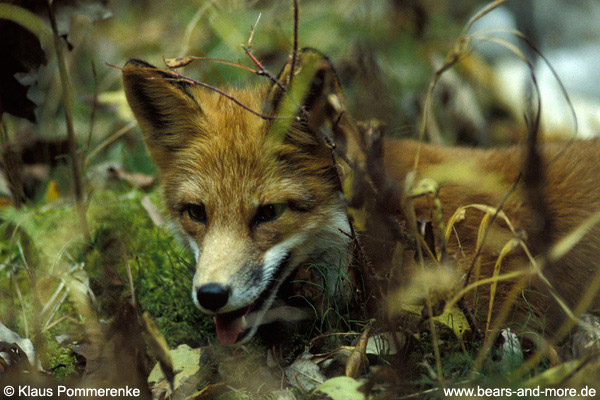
<box><xmin>85</xmin><ymin>188</ymin><xmax>214</xmax><ymax>347</ymax></box>
<box><xmin>0</xmin><ymin>186</ymin><xmax>214</xmax><ymax>381</ymax></box>
<box><xmin>45</xmin><ymin>334</ymin><xmax>79</xmax><ymax>381</ymax></box>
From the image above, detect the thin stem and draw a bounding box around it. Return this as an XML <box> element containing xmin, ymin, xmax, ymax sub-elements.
<box><xmin>46</xmin><ymin>0</ymin><xmax>89</xmax><ymax>242</ymax></box>
<box><xmin>242</xmin><ymin>45</ymin><xmax>288</xmax><ymax>93</ymax></box>
<box><xmin>84</xmin><ymin>61</ymin><xmax>98</xmax><ymax>155</ymax></box>
<box><xmin>289</xmin><ymin>0</ymin><xmax>299</xmax><ymax>88</ymax></box>
<box><xmin>110</xmin><ymin>63</ymin><xmax>289</xmax><ymax>121</ymax></box>
<box><xmin>247</xmin><ymin>12</ymin><xmax>262</xmax><ymax>48</ymax></box>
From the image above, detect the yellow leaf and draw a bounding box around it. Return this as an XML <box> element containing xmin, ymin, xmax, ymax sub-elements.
<box><xmin>398</xmin><ymin>304</ymin><xmax>470</xmax><ymax>339</ymax></box>
<box><xmin>45</xmin><ymin>180</ymin><xmax>60</xmax><ymax>203</ymax></box>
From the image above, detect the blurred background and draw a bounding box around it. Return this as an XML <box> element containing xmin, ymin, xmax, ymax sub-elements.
<box><xmin>4</xmin><ymin>0</ymin><xmax>600</xmax><ymax>204</ymax></box>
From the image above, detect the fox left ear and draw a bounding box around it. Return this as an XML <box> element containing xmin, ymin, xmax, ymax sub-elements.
<box><xmin>266</xmin><ymin>48</ymin><xmax>345</xmax><ymax>132</ymax></box>
<box><xmin>122</xmin><ymin>59</ymin><xmax>203</xmax><ymax>161</ymax></box>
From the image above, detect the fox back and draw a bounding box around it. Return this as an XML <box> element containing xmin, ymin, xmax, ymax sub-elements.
<box><xmin>380</xmin><ymin>139</ymin><xmax>600</xmax><ymax>336</ymax></box>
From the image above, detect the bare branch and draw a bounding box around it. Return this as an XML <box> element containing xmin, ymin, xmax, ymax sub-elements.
<box><xmin>110</xmin><ymin>64</ymin><xmax>290</xmax><ymax>121</ymax></box>
<box><xmin>84</xmin><ymin>60</ymin><xmax>98</xmax><ymax>156</ymax></box>
<box><xmin>247</xmin><ymin>12</ymin><xmax>262</xmax><ymax>48</ymax></box>
<box><xmin>242</xmin><ymin>45</ymin><xmax>288</xmax><ymax>93</ymax></box>
<box><xmin>163</xmin><ymin>55</ymin><xmax>261</xmax><ymax>75</ymax></box>
<box><xmin>289</xmin><ymin>0</ymin><xmax>299</xmax><ymax>88</ymax></box>
<box><xmin>46</xmin><ymin>0</ymin><xmax>89</xmax><ymax>242</ymax></box>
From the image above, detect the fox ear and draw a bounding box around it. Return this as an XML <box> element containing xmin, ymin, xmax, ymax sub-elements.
<box><xmin>267</xmin><ymin>48</ymin><xmax>344</xmax><ymax>125</ymax></box>
<box><xmin>122</xmin><ymin>59</ymin><xmax>202</xmax><ymax>157</ymax></box>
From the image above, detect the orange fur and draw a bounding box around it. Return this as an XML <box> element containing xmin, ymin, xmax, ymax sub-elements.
<box><xmin>382</xmin><ymin>139</ymin><xmax>600</xmax><ymax>334</ymax></box>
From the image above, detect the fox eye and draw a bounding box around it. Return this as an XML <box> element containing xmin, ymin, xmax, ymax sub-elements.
<box><xmin>186</xmin><ymin>204</ymin><xmax>207</xmax><ymax>223</ymax></box>
<box><xmin>255</xmin><ymin>203</ymin><xmax>287</xmax><ymax>224</ymax></box>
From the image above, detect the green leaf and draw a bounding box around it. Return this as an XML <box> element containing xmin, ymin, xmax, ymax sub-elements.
<box><xmin>314</xmin><ymin>376</ymin><xmax>365</xmax><ymax>400</ymax></box>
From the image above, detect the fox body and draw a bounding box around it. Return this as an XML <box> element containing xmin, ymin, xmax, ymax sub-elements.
<box><xmin>123</xmin><ymin>51</ymin><xmax>600</xmax><ymax>345</ymax></box>
<box><xmin>383</xmin><ymin>139</ymin><xmax>600</xmax><ymax>336</ymax></box>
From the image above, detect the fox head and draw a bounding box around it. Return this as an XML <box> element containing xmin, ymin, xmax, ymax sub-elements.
<box><xmin>123</xmin><ymin>49</ymin><xmax>352</xmax><ymax>344</ymax></box>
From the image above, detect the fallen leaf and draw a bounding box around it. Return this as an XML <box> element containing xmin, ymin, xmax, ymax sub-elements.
<box><xmin>366</xmin><ymin>331</ymin><xmax>406</xmax><ymax>357</ymax></box>
<box><xmin>148</xmin><ymin>344</ymin><xmax>205</xmax><ymax>398</ymax></box>
<box><xmin>284</xmin><ymin>352</ymin><xmax>325</xmax><ymax>392</ymax></box>
<box><xmin>499</xmin><ymin>328</ymin><xmax>523</xmax><ymax>372</ymax></box>
<box><xmin>314</xmin><ymin>376</ymin><xmax>365</xmax><ymax>400</ymax></box>
<box><xmin>0</xmin><ymin>323</ymin><xmax>38</xmax><ymax>370</ymax></box>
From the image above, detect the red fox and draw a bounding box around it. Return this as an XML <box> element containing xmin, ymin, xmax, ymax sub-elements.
<box><xmin>123</xmin><ymin>49</ymin><xmax>600</xmax><ymax>346</ymax></box>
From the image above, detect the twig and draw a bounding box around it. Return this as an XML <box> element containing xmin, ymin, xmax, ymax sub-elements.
<box><xmin>242</xmin><ymin>45</ymin><xmax>287</xmax><ymax>93</ymax></box>
<box><xmin>289</xmin><ymin>0</ymin><xmax>299</xmax><ymax>88</ymax></box>
<box><xmin>85</xmin><ymin>121</ymin><xmax>136</xmax><ymax>165</ymax></box>
<box><xmin>121</xmin><ymin>242</ymin><xmax>136</xmax><ymax>310</ymax></box>
<box><xmin>242</xmin><ymin>13</ymin><xmax>289</xmax><ymax>93</ymax></box>
<box><xmin>84</xmin><ymin>60</ymin><xmax>98</xmax><ymax>156</ymax></box>
<box><xmin>247</xmin><ymin>12</ymin><xmax>262</xmax><ymax>48</ymax></box>
<box><xmin>173</xmin><ymin>74</ymin><xmax>286</xmax><ymax>120</ymax></box>
<box><xmin>11</xmin><ymin>266</ymin><xmax>29</xmax><ymax>338</ymax></box>
<box><xmin>163</xmin><ymin>55</ymin><xmax>261</xmax><ymax>74</ymax></box>
<box><xmin>308</xmin><ymin>331</ymin><xmax>361</xmax><ymax>346</ymax></box>
<box><xmin>109</xmin><ymin>63</ymin><xmax>288</xmax><ymax>121</ymax></box>
<box><xmin>241</xmin><ymin>19</ymin><xmax>309</xmax><ymax>119</ymax></box>
<box><xmin>46</xmin><ymin>0</ymin><xmax>89</xmax><ymax>242</ymax></box>
<box><xmin>41</xmin><ymin>313</ymin><xmax>75</xmax><ymax>333</ymax></box>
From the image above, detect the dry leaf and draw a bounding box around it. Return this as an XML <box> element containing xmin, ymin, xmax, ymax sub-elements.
<box><xmin>163</xmin><ymin>56</ymin><xmax>197</xmax><ymax>68</ymax></box>
<box><xmin>366</xmin><ymin>332</ymin><xmax>406</xmax><ymax>357</ymax></box>
<box><xmin>285</xmin><ymin>352</ymin><xmax>325</xmax><ymax>392</ymax></box>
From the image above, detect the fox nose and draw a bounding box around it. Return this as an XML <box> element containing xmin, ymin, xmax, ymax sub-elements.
<box><xmin>196</xmin><ymin>283</ymin><xmax>230</xmax><ymax>312</ymax></box>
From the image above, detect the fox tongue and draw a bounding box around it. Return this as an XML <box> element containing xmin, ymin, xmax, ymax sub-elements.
<box><xmin>215</xmin><ymin>314</ymin><xmax>242</xmax><ymax>344</ymax></box>
<box><xmin>215</xmin><ymin>308</ymin><xmax>248</xmax><ymax>344</ymax></box>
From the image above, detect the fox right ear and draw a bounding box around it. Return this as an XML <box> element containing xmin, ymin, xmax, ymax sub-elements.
<box><xmin>267</xmin><ymin>48</ymin><xmax>344</xmax><ymax>120</ymax></box>
<box><xmin>122</xmin><ymin>59</ymin><xmax>203</xmax><ymax>157</ymax></box>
